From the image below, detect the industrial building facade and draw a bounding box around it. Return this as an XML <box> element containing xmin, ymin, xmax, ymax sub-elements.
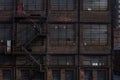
<box><xmin>114</xmin><ymin>0</ymin><xmax>120</xmax><ymax>74</ymax></box>
<box><xmin>0</xmin><ymin>0</ymin><xmax>113</xmax><ymax>80</ymax></box>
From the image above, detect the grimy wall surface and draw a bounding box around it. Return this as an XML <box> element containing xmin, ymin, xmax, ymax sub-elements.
<box><xmin>0</xmin><ymin>0</ymin><xmax>112</xmax><ymax>80</ymax></box>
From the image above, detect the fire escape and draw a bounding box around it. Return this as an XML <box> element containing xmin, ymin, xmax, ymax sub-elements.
<box><xmin>14</xmin><ymin>3</ymin><xmax>47</xmax><ymax>72</ymax></box>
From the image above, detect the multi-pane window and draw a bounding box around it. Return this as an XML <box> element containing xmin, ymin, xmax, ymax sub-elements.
<box><xmin>83</xmin><ymin>0</ymin><xmax>108</xmax><ymax>10</ymax></box>
<box><xmin>83</xmin><ymin>70</ymin><xmax>107</xmax><ymax>80</ymax></box>
<box><xmin>65</xmin><ymin>70</ymin><xmax>73</xmax><ymax>80</ymax></box>
<box><xmin>52</xmin><ymin>70</ymin><xmax>60</xmax><ymax>80</ymax></box>
<box><xmin>17</xmin><ymin>24</ymin><xmax>40</xmax><ymax>46</ymax></box>
<box><xmin>83</xmin><ymin>24</ymin><xmax>107</xmax><ymax>46</ymax></box>
<box><xmin>0</xmin><ymin>24</ymin><xmax>12</xmax><ymax>52</ymax></box>
<box><xmin>0</xmin><ymin>24</ymin><xmax>11</xmax><ymax>41</ymax></box>
<box><xmin>0</xmin><ymin>55</ymin><xmax>13</xmax><ymax>65</ymax></box>
<box><xmin>81</xmin><ymin>56</ymin><xmax>107</xmax><ymax>66</ymax></box>
<box><xmin>20</xmin><ymin>69</ymin><xmax>44</xmax><ymax>80</ymax></box>
<box><xmin>21</xmin><ymin>70</ymin><xmax>29</xmax><ymax>80</ymax></box>
<box><xmin>97</xmin><ymin>70</ymin><xmax>106</xmax><ymax>80</ymax></box>
<box><xmin>32</xmin><ymin>71</ymin><xmax>44</xmax><ymax>80</ymax></box>
<box><xmin>84</xmin><ymin>70</ymin><xmax>92</xmax><ymax>80</ymax></box>
<box><xmin>50</xmin><ymin>56</ymin><xmax>74</xmax><ymax>65</ymax></box>
<box><xmin>49</xmin><ymin>24</ymin><xmax>76</xmax><ymax>46</ymax></box>
<box><xmin>0</xmin><ymin>0</ymin><xmax>13</xmax><ymax>10</ymax></box>
<box><xmin>51</xmin><ymin>0</ymin><xmax>74</xmax><ymax>10</ymax></box>
<box><xmin>16</xmin><ymin>55</ymin><xmax>44</xmax><ymax>65</ymax></box>
<box><xmin>3</xmin><ymin>70</ymin><xmax>11</xmax><ymax>80</ymax></box>
<box><xmin>22</xmin><ymin>0</ymin><xmax>43</xmax><ymax>10</ymax></box>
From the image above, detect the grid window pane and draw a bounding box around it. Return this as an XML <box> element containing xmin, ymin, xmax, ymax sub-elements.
<box><xmin>83</xmin><ymin>24</ymin><xmax>107</xmax><ymax>46</ymax></box>
<box><xmin>65</xmin><ymin>70</ymin><xmax>73</xmax><ymax>80</ymax></box>
<box><xmin>22</xmin><ymin>0</ymin><xmax>43</xmax><ymax>10</ymax></box>
<box><xmin>50</xmin><ymin>56</ymin><xmax>74</xmax><ymax>65</ymax></box>
<box><xmin>98</xmin><ymin>70</ymin><xmax>106</xmax><ymax>80</ymax></box>
<box><xmin>3</xmin><ymin>70</ymin><xmax>11</xmax><ymax>80</ymax></box>
<box><xmin>0</xmin><ymin>0</ymin><xmax>12</xmax><ymax>10</ymax></box>
<box><xmin>51</xmin><ymin>0</ymin><xmax>74</xmax><ymax>10</ymax></box>
<box><xmin>52</xmin><ymin>70</ymin><xmax>60</xmax><ymax>80</ymax></box>
<box><xmin>0</xmin><ymin>24</ymin><xmax>12</xmax><ymax>41</ymax></box>
<box><xmin>84</xmin><ymin>70</ymin><xmax>92</xmax><ymax>80</ymax></box>
<box><xmin>82</xmin><ymin>56</ymin><xmax>107</xmax><ymax>66</ymax></box>
<box><xmin>49</xmin><ymin>24</ymin><xmax>76</xmax><ymax>47</ymax></box>
<box><xmin>83</xmin><ymin>0</ymin><xmax>107</xmax><ymax>10</ymax></box>
<box><xmin>21</xmin><ymin>70</ymin><xmax>29</xmax><ymax>80</ymax></box>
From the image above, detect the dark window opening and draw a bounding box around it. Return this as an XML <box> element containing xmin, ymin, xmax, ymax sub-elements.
<box><xmin>3</xmin><ymin>70</ymin><xmax>11</xmax><ymax>80</ymax></box>
<box><xmin>97</xmin><ymin>70</ymin><xmax>106</xmax><ymax>80</ymax></box>
<box><xmin>65</xmin><ymin>70</ymin><xmax>73</xmax><ymax>80</ymax></box>
<box><xmin>52</xmin><ymin>70</ymin><xmax>60</xmax><ymax>80</ymax></box>
<box><xmin>84</xmin><ymin>70</ymin><xmax>92</xmax><ymax>80</ymax></box>
<box><xmin>21</xmin><ymin>70</ymin><xmax>30</xmax><ymax>80</ymax></box>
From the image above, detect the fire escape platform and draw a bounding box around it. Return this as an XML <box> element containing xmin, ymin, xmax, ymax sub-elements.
<box><xmin>14</xmin><ymin>14</ymin><xmax>47</xmax><ymax>23</ymax></box>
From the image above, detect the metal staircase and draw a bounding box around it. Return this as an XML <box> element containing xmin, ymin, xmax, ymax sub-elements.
<box><xmin>15</xmin><ymin>14</ymin><xmax>46</xmax><ymax>72</ymax></box>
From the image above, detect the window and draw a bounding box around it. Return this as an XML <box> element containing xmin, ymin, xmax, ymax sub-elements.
<box><xmin>17</xmin><ymin>24</ymin><xmax>41</xmax><ymax>46</ymax></box>
<box><xmin>0</xmin><ymin>0</ymin><xmax>13</xmax><ymax>10</ymax></box>
<box><xmin>0</xmin><ymin>55</ymin><xmax>13</xmax><ymax>65</ymax></box>
<box><xmin>22</xmin><ymin>0</ymin><xmax>43</xmax><ymax>10</ymax></box>
<box><xmin>83</xmin><ymin>24</ymin><xmax>107</xmax><ymax>46</ymax></box>
<box><xmin>3</xmin><ymin>70</ymin><xmax>11</xmax><ymax>80</ymax></box>
<box><xmin>51</xmin><ymin>0</ymin><xmax>74</xmax><ymax>10</ymax></box>
<box><xmin>83</xmin><ymin>70</ymin><xmax>107</xmax><ymax>80</ymax></box>
<box><xmin>50</xmin><ymin>56</ymin><xmax>74</xmax><ymax>65</ymax></box>
<box><xmin>65</xmin><ymin>70</ymin><xmax>73</xmax><ymax>80</ymax></box>
<box><xmin>83</xmin><ymin>0</ymin><xmax>108</xmax><ymax>10</ymax></box>
<box><xmin>0</xmin><ymin>24</ymin><xmax>11</xmax><ymax>41</ymax></box>
<box><xmin>16</xmin><ymin>55</ymin><xmax>44</xmax><ymax>65</ymax></box>
<box><xmin>16</xmin><ymin>56</ymin><xmax>29</xmax><ymax>65</ymax></box>
<box><xmin>84</xmin><ymin>70</ymin><xmax>92</xmax><ymax>80</ymax></box>
<box><xmin>33</xmin><ymin>71</ymin><xmax>44</xmax><ymax>80</ymax></box>
<box><xmin>49</xmin><ymin>24</ymin><xmax>76</xmax><ymax>47</ymax></box>
<box><xmin>97</xmin><ymin>70</ymin><xmax>106</xmax><ymax>80</ymax></box>
<box><xmin>0</xmin><ymin>24</ymin><xmax>12</xmax><ymax>52</ymax></box>
<box><xmin>21</xmin><ymin>70</ymin><xmax>29</xmax><ymax>80</ymax></box>
<box><xmin>82</xmin><ymin>56</ymin><xmax>107</xmax><ymax>66</ymax></box>
<box><xmin>52</xmin><ymin>70</ymin><xmax>60</xmax><ymax>80</ymax></box>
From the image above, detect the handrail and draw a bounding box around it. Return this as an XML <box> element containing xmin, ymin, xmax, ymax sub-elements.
<box><xmin>22</xmin><ymin>46</ymin><xmax>42</xmax><ymax>71</ymax></box>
